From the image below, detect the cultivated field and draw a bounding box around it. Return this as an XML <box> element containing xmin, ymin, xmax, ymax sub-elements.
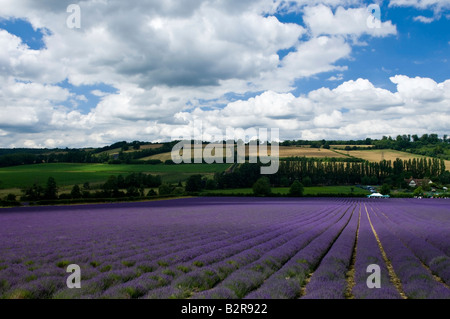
<box><xmin>96</xmin><ymin>144</ymin><xmax>164</xmax><ymax>157</ymax></box>
<box><xmin>141</xmin><ymin>152</ymin><xmax>173</xmax><ymax>162</ymax></box>
<box><xmin>0</xmin><ymin>197</ymin><xmax>448</xmax><ymax>299</ymax></box>
<box><xmin>145</xmin><ymin>145</ymin><xmax>347</xmax><ymax>162</ymax></box>
<box><xmin>143</xmin><ymin>144</ymin><xmax>234</xmax><ymax>162</ymax></box>
<box><xmin>347</xmin><ymin>149</ymin><xmax>450</xmax><ymax>169</ymax></box>
<box><xmin>0</xmin><ymin>163</ymin><xmax>230</xmax><ymax>189</ymax></box>
<box><xmin>250</xmin><ymin>146</ymin><xmax>346</xmax><ymax>159</ymax></box>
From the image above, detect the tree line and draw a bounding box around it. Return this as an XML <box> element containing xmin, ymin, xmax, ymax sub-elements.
<box><xmin>371</xmin><ymin>134</ymin><xmax>450</xmax><ymax>159</ymax></box>
<box><xmin>277</xmin><ymin>157</ymin><xmax>446</xmax><ymax>186</ymax></box>
<box><xmin>16</xmin><ymin>172</ymin><xmax>163</xmax><ymax>202</ymax></box>
<box><xmin>1</xmin><ymin>134</ymin><xmax>448</xmax><ymax>167</ymax></box>
<box><xmin>212</xmin><ymin>157</ymin><xmax>448</xmax><ymax>190</ymax></box>
<box><xmin>0</xmin><ymin>144</ymin><xmax>173</xmax><ymax>167</ymax></box>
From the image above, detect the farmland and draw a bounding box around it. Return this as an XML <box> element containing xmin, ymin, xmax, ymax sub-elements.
<box><xmin>249</xmin><ymin>146</ymin><xmax>346</xmax><ymax>159</ymax></box>
<box><xmin>148</xmin><ymin>145</ymin><xmax>448</xmax><ymax>166</ymax></box>
<box><xmin>0</xmin><ymin>197</ymin><xmax>448</xmax><ymax>299</ymax></box>
<box><xmin>347</xmin><ymin>149</ymin><xmax>450</xmax><ymax>169</ymax></box>
<box><xmin>142</xmin><ymin>145</ymin><xmax>347</xmax><ymax>162</ymax></box>
<box><xmin>0</xmin><ymin>163</ymin><xmax>230</xmax><ymax>189</ymax></box>
<box><xmin>97</xmin><ymin>144</ymin><xmax>164</xmax><ymax>157</ymax></box>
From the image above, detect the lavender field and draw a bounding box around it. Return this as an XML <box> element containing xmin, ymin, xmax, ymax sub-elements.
<box><xmin>0</xmin><ymin>197</ymin><xmax>449</xmax><ymax>299</ymax></box>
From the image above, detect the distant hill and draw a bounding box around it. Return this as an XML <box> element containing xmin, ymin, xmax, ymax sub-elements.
<box><xmin>0</xmin><ymin>134</ymin><xmax>449</xmax><ymax>168</ymax></box>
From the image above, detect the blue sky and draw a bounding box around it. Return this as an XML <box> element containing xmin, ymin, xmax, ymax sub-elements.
<box><xmin>0</xmin><ymin>18</ymin><xmax>48</xmax><ymax>50</ymax></box>
<box><xmin>0</xmin><ymin>0</ymin><xmax>449</xmax><ymax>147</ymax></box>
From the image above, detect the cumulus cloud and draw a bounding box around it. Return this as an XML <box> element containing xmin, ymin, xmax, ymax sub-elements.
<box><xmin>390</xmin><ymin>75</ymin><xmax>448</xmax><ymax>102</ymax></box>
<box><xmin>308</xmin><ymin>78</ymin><xmax>403</xmax><ymax>110</ymax></box>
<box><xmin>1</xmin><ymin>0</ymin><xmax>304</xmax><ymax>89</ymax></box>
<box><xmin>279</xmin><ymin>36</ymin><xmax>351</xmax><ymax>78</ymax></box>
<box><xmin>1</xmin><ymin>74</ymin><xmax>450</xmax><ymax>147</ymax></box>
<box><xmin>302</xmin><ymin>5</ymin><xmax>397</xmax><ymax>37</ymax></box>
<box><xmin>313</xmin><ymin>110</ymin><xmax>343</xmax><ymax>128</ymax></box>
<box><xmin>167</xmin><ymin>76</ymin><xmax>450</xmax><ymax>142</ymax></box>
<box><xmin>0</xmin><ymin>76</ymin><xmax>70</xmax><ymax>130</ymax></box>
<box><xmin>0</xmin><ymin>0</ymin><xmax>446</xmax><ymax>147</ymax></box>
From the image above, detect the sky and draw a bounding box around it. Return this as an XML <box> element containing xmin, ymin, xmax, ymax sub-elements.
<box><xmin>0</xmin><ymin>0</ymin><xmax>449</xmax><ymax>148</ymax></box>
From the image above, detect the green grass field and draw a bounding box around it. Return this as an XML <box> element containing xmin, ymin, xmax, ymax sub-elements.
<box><xmin>0</xmin><ymin>163</ymin><xmax>231</xmax><ymax>189</ymax></box>
<box><xmin>204</xmin><ymin>186</ymin><xmax>371</xmax><ymax>196</ymax></box>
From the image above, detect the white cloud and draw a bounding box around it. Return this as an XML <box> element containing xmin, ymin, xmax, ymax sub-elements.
<box><xmin>278</xmin><ymin>36</ymin><xmax>351</xmax><ymax>78</ymax></box>
<box><xmin>1</xmin><ymin>75</ymin><xmax>450</xmax><ymax>146</ymax></box>
<box><xmin>308</xmin><ymin>78</ymin><xmax>403</xmax><ymax>110</ymax></box>
<box><xmin>1</xmin><ymin>1</ymin><xmax>305</xmax><ymax>89</ymax></box>
<box><xmin>390</xmin><ymin>75</ymin><xmax>447</xmax><ymax>102</ymax></box>
<box><xmin>327</xmin><ymin>73</ymin><xmax>344</xmax><ymax>81</ymax></box>
<box><xmin>313</xmin><ymin>110</ymin><xmax>343</xmax><ymax>127</ymax></box>
<box><xmin>164</xmin><ymin>75</ymin><xmax>450</xmax><ymax>142</ymax></box>
<box><xmin>0</xmin><ymin>76</ymin><xmax>70</xmax><ymax>130</ymax></box>
<box><xmin>91</xmin><ymin>90</ymin><xmax>108</xmax><ymax>97</ymax></box>
<box><xmin>76</xmin><ymin>95</ymin><xmax>88</xmax><ymax>102</ymax></box>
<box><xmin>303</xmin><ymin>5</ymin><xmax>397</xmax><ymax>38</ymax></box>
<box><xmin>413</xmin><ymin>15</ymin><xmax>435</xmax><ymax>23</ymax></box>
<box><xmin>0</xmin><ymin>30</ymin><xmax>65</xmax><ymax>83</ymax></box>
<box><xmin>0</xmin><ymin>1</ymin><xmax>446</xmax><ymax>147</ymax></box>
<box><xmin>389</xmin><ymin>0</ymin><xmax>450</xmax><ymax>11</ymax></box>
<box><xmin>278</xmin><ymin>0</ymin><xmax>360</xmax><ymax>12</ymax></box>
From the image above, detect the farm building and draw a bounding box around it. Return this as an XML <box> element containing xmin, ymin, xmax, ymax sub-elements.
<box><xmin>367</xmin><ymin>192</ymin><xmax>390</xmax><ymax>198</ymax></box>
<box><xmin>405</xmin><ymin>177</ymin><xmax>433</xmax><ymax>188</ymax></box>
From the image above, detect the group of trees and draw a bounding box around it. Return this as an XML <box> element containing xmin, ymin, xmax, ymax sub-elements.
<box><xmin>0</xmin><ymin>142</ymin><xmax>174</xmax><ymax>168</ymax></box>
<box><xmin>252</xmin><ymin>177</ymin><xmax>304</xmax><ymax>197</ymax></box>
<box><xmin>21</xmin><ymin>177</ymin><xmax>59</xmax><ymax>201</ymax></box>
<box><xmin>276</xmin><ymin>157</ymin><xmax>446</xmax><ymax>187</ymax></box>
<box><xmin>278</xmin><ymin>134</ymin><xmax>450</xmax><ymax>158</ymax></box>
<box><xmin>280</xmin><ymin>138</ymin><xmax>373</xmax><ymax>147</ymax></box>
<box><xmin>212</xmin><ymin>156</ymin><xmax>447</xmax><ymax>192</ymax></box>
<box><xmin>99</xmin><ymin>173</ymin><xmax>162</xmax><ymax>198</ymax></box>
<box><xmin>372</xmin><ymin>134</ymin><xmax>450</xmax><ymax>160</ymax></box>
<box><xmin>0</xmin><ymin>150</ymin><xmax>110</xmax><ymax>167</ymax></box>
<box><xmin>20</xmin><ymin>173</ymin><xmax>163</xmax><ymax>202</ymax></box>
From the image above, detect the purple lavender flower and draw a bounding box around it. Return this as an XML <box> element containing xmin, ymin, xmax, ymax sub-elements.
<box><xmin>0</xmin><ymin>197</ymin><xmax>448</xmax><ymax>299</ymax></box>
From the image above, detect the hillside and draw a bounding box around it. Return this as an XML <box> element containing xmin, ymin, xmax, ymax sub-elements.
<box><xmin>0</xmin><ymin>134</ymin><xmax>449</xmax><ymax>203</ymax></box>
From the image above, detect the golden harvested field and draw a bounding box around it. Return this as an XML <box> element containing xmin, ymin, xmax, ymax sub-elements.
<box><xmin>141</xmin><ymin>152</ymin><xmax>173</xmax><ymax>162</ymax></box>
<box><xmin>118</xmin><ymin>145</ymin><xmax>450</xmax><ymax>170</ymax></box>
<box><xmin>348</xmin><ymin>149</ymin><xmax>450</xmax><ymax>169</ymax></box>
<box><xmin>143</xmin><ymin>145</ymin><xmax>346</xmax><ymax>161</ymax></box>
<box><xmin>142</xmin><ymin>144</ymin><xmax>233</xmax><ymax>162</ymax></box>
<box><xmin>248</xmin><ymin>146</ymin><xmax>347</xmax><ymax>158</ymax></box>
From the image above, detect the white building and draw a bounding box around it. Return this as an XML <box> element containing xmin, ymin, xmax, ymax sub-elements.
<box><xmin>367</xmin><ymin>193</ymin><xmax>383</xmax><ymax>198</ymax></box>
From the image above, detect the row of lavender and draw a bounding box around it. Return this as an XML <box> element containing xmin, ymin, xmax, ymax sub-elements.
<box><xmin>0</xmin><ymin>198</ymin><xmax>349</xmax><ymax>298</ymax></box>
<box><xmin>0</xmin><ymin>197</ymin><xmax>448</xmax><ymax>299</ymax></box>
<box><xmin>299</xmin><ymin>203</ymin><xmax>401</xmax><ymax>299</ymax></box>
<box><xmin>372</xmin><ymin>199</ymin><xmax>449</xmax><ymax>255</ymax></box>
<box><xmin>366</xmin><ymin>201</ymin><xmax>450</xmax><ymax>298</ymax></box>
<box><xmin>75</xmin><ymin>200</ymin><xmax>350</xmax><ymax>298</ymax></box>
<box><xmin>300</xmin><ymin>200</ymin><xmax>449</xmax><ymax>299</ymax></box>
